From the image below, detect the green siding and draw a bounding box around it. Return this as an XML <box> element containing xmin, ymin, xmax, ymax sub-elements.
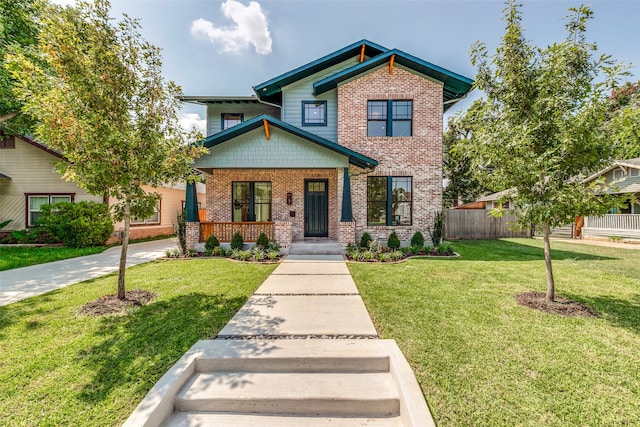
<box><xmin>194</xmin><ymin>126</ymin><xmax>348</xmax><ymax>169</ymax></box>
<box><xmin>602</xmin><ymin>167</ymin><xmax>640</xmax><ymax>194</ymax></box>
<box><xmin>282</xmin><ymin>58</ymin><xmax>361</xmax><ymax>142</ymax></box>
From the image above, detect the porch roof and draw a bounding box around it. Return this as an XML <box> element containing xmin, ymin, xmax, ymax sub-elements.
<box><xmin>313</xmin><ymin>49</ymin><xmax>474</xmax><ymax>111</ymax></box>
<box><xmin>197</xmin><ymin>114</ymin><xmax>378</xmax><ymax>169</ymax></box>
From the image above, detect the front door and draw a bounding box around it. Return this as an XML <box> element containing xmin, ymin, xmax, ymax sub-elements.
<box><xmin>304</xmin><ymin>179</ymin><xmax>328</xmax><ymax>237</ymax></box>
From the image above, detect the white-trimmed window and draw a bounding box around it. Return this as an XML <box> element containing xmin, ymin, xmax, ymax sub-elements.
<box><xmin>630</xmin><ymin>168</ymin><xmax>639</xmax><ymax>177</ymax></box>
<box><xmin>27</xmin><ymin>194</ymin><xmax>72</xmax><ymax>226</ymax></box>
<box><xmin>613</xmin><ymin>169</ymin><xmax>624</xmax><ymax>179</ymax></box>
<box><xmin>131</xmin><ymin>201</ymin><xmax>160</xmax><ymax>225</ymax></box>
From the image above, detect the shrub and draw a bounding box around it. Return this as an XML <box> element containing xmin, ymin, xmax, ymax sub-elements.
<box><xmin>204</xmin><ymin>235</ymin><xmax>220</xmax><ymax>252</ymax></box>
<box><xmin>360</xmin><ymin>232</ymin><xmax>372</xmax><ymax>248</ymax></box>
<box><xmin>387</xmin><ymin>232</ymin><xmax>400</xmax><ymax>249</ymax></box>
<box><xmin>39</xmin><ymin>201</ymin><xmax>113</xmax><ymax>247</ymax></box>
<box><xmin>256</xmin><ymin>232</ymin><xmax>269</xmax><ymax>248</ymax></box>
<box><xmin>268</xmin><ymin>250</ymin><xmax>279</xmax><ymax>261</ymax></box>
<box><xmin>428</xmin><ymin>211</ymin><xmax>445</xmax><ymax>246</ymax></box>
<box><xmin>390</xmin><ymin>250</ymin><xmax>404</xmax><ymax>261</ymax></box>
<box><xmin>410</xmin><ymin>231</ymin><xmax>424</xmax><ymax>248</ymax></box>
<box><xmin>230</xmin><ymin>231</ymin><xmax>244</xmax><ymax>250</ymax></box>
<box><xmin>174</xmin><ymin>210</ymin><xmax>186</xmax><ymax>254</ymax></box>
<box><xmin>436</xmin><ymin>243</ymin><xmax>456</xmax><ymax>256</ymax></box>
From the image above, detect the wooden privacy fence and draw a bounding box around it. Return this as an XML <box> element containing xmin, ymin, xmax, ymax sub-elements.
<box><xmin>445</xmin><ymin>209</ymin><xmax>532</xmax><ymax>240</ymax></box>
<box><xmin>200</xmin><ymin>222</ymin><xmax>275</xmax><ymax>242</ymax></box>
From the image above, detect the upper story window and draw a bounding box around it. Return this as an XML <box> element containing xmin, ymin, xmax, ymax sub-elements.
<box><xmin>629</xmin><ymin>168</ymin><xmax>639</xmax><ymax>177</ymax></box>
<box><xmin>367</xmin><ymin>100</ymin><xmax>412</xmax><ymax>137</ymax></box>
<box><xmin>613</xmin><ymin>169</ymin><xmax>624</xmax><ymax>180</ymax></box>
<box><xmin>222</xmin><ymin>113</ymin><xmax>244</xmax><ymax>130</ymax></box>
<box><xmin>302</xmin><ymin>101</ymin><xmax>327</xmax><ymax>126</ymax></box>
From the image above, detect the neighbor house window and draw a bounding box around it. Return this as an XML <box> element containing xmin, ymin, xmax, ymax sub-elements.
<box><xmin>27</xmin><ymin>194</ymin><xmax>72</xmax><ymax>226</ymax></box>
<box><xmin>131</xmin><ymin>201</ymin><xmax>160</xmax><ymax>225</ymax></box>
<box><xmin>613</xmin><ymin>169</ymin><xmax>624</xmax><ymax>179</ymax></box>
<box><xmin>232</xmin><ymin>182</ymin><xmax>271</xmax><ymax>222</ymax></box>
<box><xmin>222</xmin><ymin>113</ymin><xmax>244</xmax><ymax>130</ymax></box>
<box><xmin>367</xmin><ymin>176</ymin><xmax>412</xmax><ymax>226</ymax></box>
<box><xmin>630</xmin><ymin>168</ymin><xmax>639</xmax><ymax>177</ymax></box>
<box><xmin>302</xmin><ymin>101</ymin><xmax>327</xmax><ymax>126</ymax></box>
<box><xmin>367</xmin><ymin>100</ymin><xmax>412</xmax><ymax>137</ymax></box>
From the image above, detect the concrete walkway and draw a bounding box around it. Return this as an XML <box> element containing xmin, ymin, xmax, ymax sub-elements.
<box><xmin>0</xmin><ymin>238</ymin><xmax>178</xmax><ymax>306</ymax></box>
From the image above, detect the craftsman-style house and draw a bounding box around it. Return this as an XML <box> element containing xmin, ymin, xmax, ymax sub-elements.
<box><xmin>182</xmin><ymin>40</ymin><xmax>473</xmax><ymax>248</ymax></box>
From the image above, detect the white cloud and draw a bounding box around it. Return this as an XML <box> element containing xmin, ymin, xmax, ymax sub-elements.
<box><xmin>179</xmin><ymin>113</ymin><xmax>206</xmax><ymax>134</ymax></box>
<box><xmin>191</xmin><ymin>0</ymin><xmax>272</xmax><ymax>55</ymax></box>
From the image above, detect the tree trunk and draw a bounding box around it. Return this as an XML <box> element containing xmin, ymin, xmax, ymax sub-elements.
<box><xmin>117</xmin><ymin>200</ymin><xmax>131</xmax><ymax>300</ymax></box>
<box><xmin>542</xmin><ymin>222</ymin><xmax>555</xmax><ymax>302</ymax></box>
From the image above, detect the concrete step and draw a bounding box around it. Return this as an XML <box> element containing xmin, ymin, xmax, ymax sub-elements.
<box><xmin>288</xmin><ymin>240</ymin><xmax>344</xmax><ymax>255</ymax></box>
<box><xmin>164</xmin><ymin>412</ymin><xmax>403</xmax><ymax>426</ymax></box>
<box><xmin>174</xmin><ymin>371</ymin><xmax>400</xmax><ymax>417</ymax></box>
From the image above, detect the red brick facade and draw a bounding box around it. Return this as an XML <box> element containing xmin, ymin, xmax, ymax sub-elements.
<box><xmin>338</xmin><ymin>66</ymin><xmax>443</xmax><ymax>241</ymax></box>
<box><xmin>206</xmin><ymin>169</ymin><xmax>338</xmax><ymax>241</ymax></box>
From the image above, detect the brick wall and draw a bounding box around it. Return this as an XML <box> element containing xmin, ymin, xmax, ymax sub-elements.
<box><xmin>338</xmin><ymin>66</ymin><xmax>443</xmax><ymax>242</ymax></box>
<box><xmin>206</xmin><ymin>169</ymin><xmax>339</xmax><ymax>241</ymax></box>
<box><xmin>185</xmin><ymin>222</ymin><xmax>200</xmax><ymax>250</ymax></box>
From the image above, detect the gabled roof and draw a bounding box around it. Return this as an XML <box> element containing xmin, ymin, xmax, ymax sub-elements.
<box><xmin>198</xmin><ymin>114</ymin><xmax>378</xmax><ymax>169</ymax></box>
<box><xmin>12</xmin><ymin>135</ymin><xmax>65</xmax><ymax>159</ymax></box>
<box><xmin>313</xmin><ymin>49</ymin><xmax>474</xmax><ymax>111</ymax></box>
<box><xmin>0</xmin><ymin>171</ymin><xmax>11</xmax><ymax>180</ymax></box>
<box><xmin>583</xmin><ymin>158</ymin><xmax>640</xmax><ymax>183</ymax></box>
<box><xmin>253</xmin><ymin>40</ymin><xmax>388</xmax><ymax>104</ymax></box>
<box><xmin>476</xmin><ymin>189</ymin><xmax>514</xmax><ymax>202</ymax></box>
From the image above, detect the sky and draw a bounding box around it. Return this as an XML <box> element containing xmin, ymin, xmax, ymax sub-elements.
<box><xmin>52</xmin><ymin>0</ymin><xmax>640</xmax><ymax>133</ymax></box>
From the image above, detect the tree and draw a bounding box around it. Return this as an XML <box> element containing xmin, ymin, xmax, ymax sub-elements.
<box><xmin>0</xmin><ymin>0</ymin><xmax>41</xmax><ymax>134</ymax></box>
<box><xmin>443</xmin><ymin>100</ymin><xmax>492</xmax><ymax>207</ymax></box>
<box><xmin>606</xmin><ymin>80</ymin><xmax>640</xmax><ymax>159</ymax></box>
<box><xmin>469</xmin><ymin>1</ymin><xmax>624</xmax><ymax>302</ymax></box>
<box><xmin>6</xmin><ymin>0</ymin><xmax>205</xmax><ymax>299</ymax></box>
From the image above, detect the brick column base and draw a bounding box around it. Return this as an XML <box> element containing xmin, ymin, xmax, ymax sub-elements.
<box><xmin>338</xmin><ymin>221</ymin><xmax>356</xmax><ymax>248</ymax></box>
<box><xmin>274</xmin><ymin>221</ymin><xmax>293</xmax><ymax>249</ymax></box>
<box><xmin>185</xmin><ymin>222</ymin><xmax>200</xmax><ymax>250</ymax></box>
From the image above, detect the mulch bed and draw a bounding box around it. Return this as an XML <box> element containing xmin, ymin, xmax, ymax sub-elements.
<box><xmin>515</xmin><ymin>291</ymin><xmax>597</xmax><ymax>317</ymax></box>
<box><xmin>78</xmin><ymin>290</ymin><xmax>157</xmax><ymax>316</ymax></box>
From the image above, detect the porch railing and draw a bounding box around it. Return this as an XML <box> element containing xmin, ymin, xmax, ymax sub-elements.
<box><xmin>584</xmin><ymin>214</ymin><xmax>640</xmax><ymax>230</ymax></box>
<box><xmin>200</xmin><ymin>222</ymin><xmax>275</xmax><ymax>242</ymax></box>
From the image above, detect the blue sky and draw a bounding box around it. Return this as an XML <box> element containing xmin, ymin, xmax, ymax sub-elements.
<box><xmin>54</xmin><ymin>0</ymin><xmax>640</xmax><ymax>132</ymax></box>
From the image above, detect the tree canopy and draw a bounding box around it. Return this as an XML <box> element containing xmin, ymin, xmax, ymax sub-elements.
<box><xmin>606</xmin><ymin>80</ymin><xmax>640</xmax><ymax>159</ymax></box>
<box><xmin>469</xmin><ymin>0</ymin><xmax>625</xmax><ymax>301</ymax></box>
<box><xmin>6</xmin><ymin>0</ymin><xmax>206</xmax><ymax>298</ymax></box>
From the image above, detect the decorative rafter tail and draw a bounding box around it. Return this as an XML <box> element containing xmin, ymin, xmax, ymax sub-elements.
<box><xmin>359</xmin><ymin>44</ymin><xmax>366</xmax><ymax>63</ymax></box>
<box><xmin>263</xmin><ymin>118</ymin><xmax>270</xmax><ymax>140</ymax></box>
<box><xmin>389</xmin><ymin>54</ymin><xmax>396</xmax><ymax>74</ymax></box>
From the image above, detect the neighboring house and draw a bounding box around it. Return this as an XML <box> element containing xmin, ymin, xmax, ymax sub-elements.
<box><xmin>181</xmin><ymin>40</ymin><xmax>474</xmax><ymax>247</ymax></box>
<box><xmin>0</xmin><ymin>134</ymin><xmax>204</xmax><ymax>241</ymax></box>
<box><xmin>453</xmin><ymin>189</ymin><xmax>513</xmax><ymax>211</ymax></box>
<box><xmin>581</xmin><ymin>158</ymin><xmax>640</xmax><ymax>241</ymax></box>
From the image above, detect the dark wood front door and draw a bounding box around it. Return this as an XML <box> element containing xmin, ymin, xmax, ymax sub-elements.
<box><xmin>304</xmin><ymin>179</ymin><xmax>328</xmax><ymax>237</ymax></box>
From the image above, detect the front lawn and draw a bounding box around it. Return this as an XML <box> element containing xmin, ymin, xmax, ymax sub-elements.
<box><xmin>0</xmin><ymin>245</ymin><xmax>108</xmax><ymax>271</ymax></box>
<box><xmin>0</xmin><ymin>259</ymin><xmax>275</xmax><ymax>426</ymax></box>
<box><xmin>349</xmin><ymin>239</ymin><xmax>640</xmax><ymax>426</ymax></box>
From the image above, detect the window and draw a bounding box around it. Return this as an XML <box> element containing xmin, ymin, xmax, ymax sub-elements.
<box><xmin>131</xmin><ymin>201</ymin><xmax>160</xmax><ymax>225</ymax></box>
<box><xmin>367</xmin><ymin>177</ymin><xmax>412</xmax><ymax>226</ymax></box>
<box><xmin>302</xmin><ymin>101</ymin><xmax>327</xmax><ymax>126</ymax></box>
<box><xmin>221</xmin><ymin>113</ymin><xmax>244</xmax><ymax>130</ymax></box>
<box><xmin>232</xmin><ymin>182</ymin><xmax>271</xmax><ymax>222</ymax></box>
<box><xmin>367</xmin><ymin>100</ymin><xmax>412</xmax><ymax>137</ymax></box>
<box><xmin>630</xmin><ymin>168</ymin><xmax>639</xmax><ymax>177</ymax></box>
<box><xmin>0</xmin><ymin>136</ymin><xmax>15</xmax><ymax>149</ymax></box>
<box><xmin>613</xmin><ymin>169</ymin><xmax>624</xmax><ymax>179</ymax></box>
<box><xmin>27</xmin><ymin>194</ymin><xmax>72</xmax><ymax>226</ymax></box>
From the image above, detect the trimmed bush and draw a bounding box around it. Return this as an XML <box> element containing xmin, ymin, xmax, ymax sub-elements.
<box><xmin>387</xmin><ymin>232</ymin><xmax>400</xmax><ymax>249</ymax></box>
<box><xmin>256</xmin><ymin>232</ymin><xmax>269</xmax><ymax>248</ymax></box>
<box><xmin>174</xmin><ymin>210</ymin><xmax>186</xmax><ymax>255</ymax></box>
<box><xmin>39</xmin><ymin>201</ymin><xmax>113</xmax><ymax>247</ymax></box>
<box><xmin>230</xmin><ymin>231</ymin><xmax>244</xmax><ymax>250</ymax></box>
<box><xmin>204</xmin><ymin>235</ymin><xmax>220</xmax><ymax>252</ymax></box>
<box><xmin>360</xmin><ymin>232</ymin><xmax>373</xmax><ymax>248</ymax></box>
<box><xmin>410</xmin><ymin>231</ymin><xmax>425</xmax><ymax>248</ymax></box>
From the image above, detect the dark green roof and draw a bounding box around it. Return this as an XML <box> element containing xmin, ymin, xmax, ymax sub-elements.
<box><xmin>198</xmin><ymin>114</ymin><xmax>378</xmax><ymax>169</ymax></box>
<box><xmin>313</xmin><ymin>49</ymin><xmax>474</xmax><ymax>111</ymax></box>
<box><xmin>253</xmin><ymin>40</ymin><xmax>388</xmax><ymax>105</ymax></box>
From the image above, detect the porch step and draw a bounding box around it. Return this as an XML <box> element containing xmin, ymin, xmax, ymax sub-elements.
<box><xmin>164</xmin><ymin>412</ymin><xmax>403</xmax><ymax>426</ymax></box>
<box><xmin>174</xmin><ymin>371</ymin><xmax>399</xmax><ymax>416</ymax></box>
<box><xmin>288</xmin><ymin>240</ymin><xmax>344</xmax><ymax>255</ymax></box>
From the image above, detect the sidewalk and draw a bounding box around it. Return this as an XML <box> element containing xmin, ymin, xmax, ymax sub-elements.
<box><xmin>545</xmin><ymin>236</ymin><xmax>640</xmax><ymax>250</ymax></box>
<box><xmin>0</xmin><ymin>238</ymin><xmax>178</xmax><ymax>307</ymax></box>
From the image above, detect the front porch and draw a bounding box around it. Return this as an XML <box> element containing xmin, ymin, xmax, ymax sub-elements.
<box><xmin>582</xmin><ymin>214</ymin><xmax>640</xmax><ymax>241</ymax></box>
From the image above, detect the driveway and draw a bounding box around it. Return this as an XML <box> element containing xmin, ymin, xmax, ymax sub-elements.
<box><xmin>0</xmin><ymin>238</ymin><xmax>178</xmax><ymax>306</ymax></box>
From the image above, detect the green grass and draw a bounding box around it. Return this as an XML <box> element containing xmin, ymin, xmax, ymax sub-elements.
<box><xmin>349</xmin><ymin>238</ymin><xmax>640</xmax><ymax>426</ymax></box>
<box><xmin>0</xmin><ymin>259</ymin><xmax>275</xmax><ymax>426</ymax></box>
<box><xmin>0</xmin><ymin>245</ymin><xmax>108</xmax><ymax>271</ymax></box>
